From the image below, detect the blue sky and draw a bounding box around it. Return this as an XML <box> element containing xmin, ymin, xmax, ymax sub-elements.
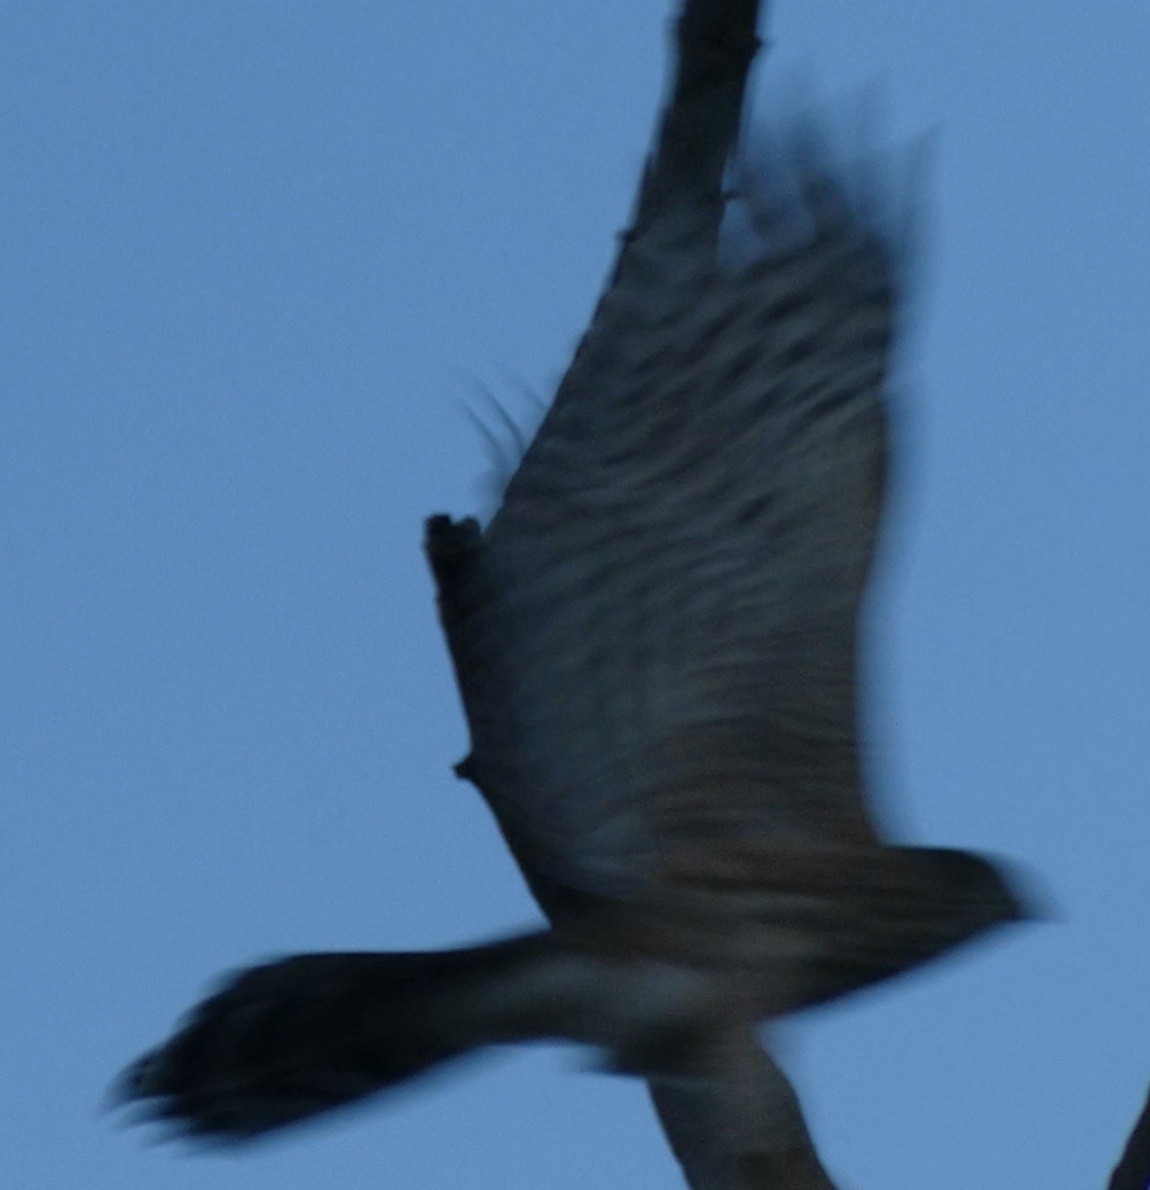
<box><xmin>4</xmin><ymin>1</ymin><xmax>1150</xmax><ymax>1186</ymax></box>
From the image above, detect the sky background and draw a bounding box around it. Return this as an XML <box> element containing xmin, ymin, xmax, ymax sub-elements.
<box><xmin>4</xmin><ymin>1</ymin><xmax>1150</xmax><ymax>1186</ymax></box>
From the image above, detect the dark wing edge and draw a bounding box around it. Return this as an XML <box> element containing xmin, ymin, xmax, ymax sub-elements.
<box><xmin>623</xmin><ymin>0</ymin><xmax>762</xmax><ymax>257</ymax></box>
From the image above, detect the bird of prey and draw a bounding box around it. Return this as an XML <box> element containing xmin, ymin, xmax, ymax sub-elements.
<box><xmin>117</xmin><ymin>0</ymin><xmax>1028</xmax><ymax>1184</ymax></box>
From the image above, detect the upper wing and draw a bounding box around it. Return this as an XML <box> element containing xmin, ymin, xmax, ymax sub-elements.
<box><xmin>428</xmin><ymin>0</ymin><xmax>899</xmax><ymax>906</ymax></box>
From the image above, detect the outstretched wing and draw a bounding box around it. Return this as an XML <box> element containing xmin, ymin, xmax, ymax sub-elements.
<box><xmin>431</xmin><ymin>0</ymin><xmax>899</xmax><ymax>909</ymax></box>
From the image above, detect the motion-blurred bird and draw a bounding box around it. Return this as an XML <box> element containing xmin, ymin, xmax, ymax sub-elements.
<box><xmin>117</xmin><ymin>1</ymin><xmax>1027</xmax><ymax>1184</ymax></box>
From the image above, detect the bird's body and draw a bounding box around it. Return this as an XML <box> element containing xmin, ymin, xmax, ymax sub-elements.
<box><xmin>117</xmin><ymin>1</ymin><xmax>1026</xmax><ymax>1184</ymax></box>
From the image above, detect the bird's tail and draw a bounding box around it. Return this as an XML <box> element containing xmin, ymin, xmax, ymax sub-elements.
<box><xmin>117</xmin><ymin>930</ymin><xmax>720</xmax><ymax>1141</ymax></box>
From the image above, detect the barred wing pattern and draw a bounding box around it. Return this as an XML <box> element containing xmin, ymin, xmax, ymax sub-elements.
<box><xmin>467</xmin><ymin>160</ymin><xmax>892</xmax><ymax>902</ymax></box>
<box><xmin>117</xmin><ymin>2</ymin><xmax>1024</xmax><ymax>1185</ymax></box>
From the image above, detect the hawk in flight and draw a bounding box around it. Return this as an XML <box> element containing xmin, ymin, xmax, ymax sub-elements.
<box><xmin>117</xmin><ymin>1</ymin><xmax>1027</xmax><ymax>1184</ymax></box>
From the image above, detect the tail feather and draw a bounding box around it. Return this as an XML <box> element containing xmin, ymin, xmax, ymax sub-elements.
<box><xmin>115</xmin><ymin>932</ymin><xmax>722</xmax><ymax>1141</ymax></box>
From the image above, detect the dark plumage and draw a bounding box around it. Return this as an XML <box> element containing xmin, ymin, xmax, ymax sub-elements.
<box><xmin>116</xmin><ymin>1</ymin><xmax>1028</xmax><ymax>1184</ymax></box>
